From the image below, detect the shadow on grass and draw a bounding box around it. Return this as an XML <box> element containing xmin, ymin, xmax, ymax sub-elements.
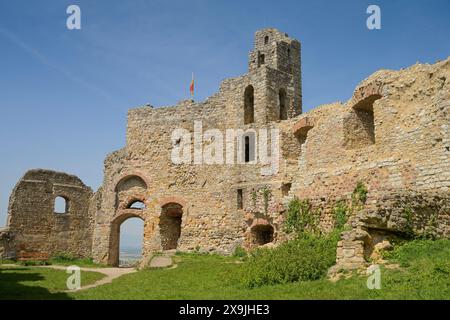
<box><xmin>0</xmin><ymin>268</ymin><xmax>72</xmax><ymax>300</ymax></box>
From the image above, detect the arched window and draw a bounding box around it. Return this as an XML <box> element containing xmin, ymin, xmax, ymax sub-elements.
<box><xmin>279</xmin><ymin>88</ymin><xmax>287</xmax><ymax>120</ymax></box>
<box><xmin>244</xmin><ymin>85</ymin><xmax>255</xmax><ymax>124</ymax></box>
<box><xmin>54</xmin><ymin>196</ymin><xmax>68</xmax><ymax>214</ymax></box>
<box><xmin>115</xmin><ymin>175</ymin><xmax>148</xmax><ymax>210</ymax></box>
<box><xmin>115</xmin><ymin>175</ymin><xmax>147</xmax><ymax>192</ymax></box>
<box><xmin>264</xmin><ymin>35</ymin><xmax>269</xmax><ymax>45</ymax></box>
<box><xmin>128</xmin><ymin>201</ymin><xmax>146</xmax><ymax>210</ymax></box>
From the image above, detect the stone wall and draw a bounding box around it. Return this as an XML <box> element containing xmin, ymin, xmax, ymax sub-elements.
<box><xmin>0</xmin><ymin>228</ymin><xmax>14</xmax><ymax>259</ymax></box>
<box><xmin>1</xmin><ymin>28</ymin><xmax>448</xmax><ymax>271</ymax></box>
<box><xmin>91</xmin><ymin>29</ymin><xmax>304</xmax><ymax>265</ymax></box>
<box><xmin>286</xmin><ymin>58</ymin><xmax>450</xmax><ymax>273</ymax></box>
<box><xmin>329</xmin><ymin>189</ymin><xmax>450</xmax><ymax>275</ymax></box>
<box><xmin>5</xmin><ymin>169</ymin><xmax>94</xmax><ymax>259</ymax></box>
<box><xmin>90</xmin><ymin>28</ymin><xmax>449</xmax><ymax>267</ymax></box>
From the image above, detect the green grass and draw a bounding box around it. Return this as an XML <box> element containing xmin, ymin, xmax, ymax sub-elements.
<box><xmin>0</xmin><ymin>266</ymin><xmax>105</xmax><ymax>300</ymax></box>
<box><xmin>1</xmin><ymin>239</ymin><xmax>449</xmax><ymax>300</ymax></box>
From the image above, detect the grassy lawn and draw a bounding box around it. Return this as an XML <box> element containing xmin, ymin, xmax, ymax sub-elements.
<box><xmin>72</xmin><ymin>239</ymin><xmax>450</xmax><ymax>300</ymax></box>
<box><xmin>1</xmin><ymin>239</ymin><xmax>449</xmax><ymax>300</ymax></box>
<box><xmin>0</xmin><ymin>266</ymin><xmax>105</xmax><ymax>300</ymax></box>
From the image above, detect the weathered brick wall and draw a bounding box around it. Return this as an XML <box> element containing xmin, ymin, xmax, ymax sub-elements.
<box><xmin>5</xmin><ymin>169</ymin><xmax>94</xmax><ymax>259</ymax></box>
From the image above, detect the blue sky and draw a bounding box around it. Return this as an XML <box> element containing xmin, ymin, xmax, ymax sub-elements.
<box><xmin>1</xmin><ymin>0</ymin><xmax>449</xmax><ymax>248</ymax></box>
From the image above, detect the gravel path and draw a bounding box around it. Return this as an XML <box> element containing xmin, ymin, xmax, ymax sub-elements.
<box><xmin>37</xmin><ymin>265</ymin><xmax>137</xmax><ymax>292</ymax></box>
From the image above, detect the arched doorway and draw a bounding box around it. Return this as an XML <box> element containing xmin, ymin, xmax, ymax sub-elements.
<box><xmin>108</xmin><ymin>212</ymin><xmax>145</xmax><ymax>267</ymax></box>
<box><xmin>160</xmin><ymin>203</ymin><xmax>183</xmax><ymax>250</ymax></box>
<box><xmin>119</xmin><ymin>217</ymin><xmax>144</xmax><ymax>267</ymax></box>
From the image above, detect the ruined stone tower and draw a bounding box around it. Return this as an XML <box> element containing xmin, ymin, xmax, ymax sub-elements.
<box><xmin>247</xmin><ymin>29</ymin><xmax>302</xmax><ymax>123</ymax></box>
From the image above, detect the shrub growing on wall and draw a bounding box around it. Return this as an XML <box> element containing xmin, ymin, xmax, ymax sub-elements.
<box><xmin>284</xmin><ymin>198</ymin><xmax>320</xmax><ymax>235</ymax></box>
<box><xmin>333</xmin><ymin>201</ymin><xmax>348</xmax><ymax>230</ymax></box>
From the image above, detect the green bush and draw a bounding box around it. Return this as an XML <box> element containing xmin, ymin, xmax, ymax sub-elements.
<box><xmin>240</xmin><ymin>231</ymin><xmax>340</xmax><ymax>288</ymax></box>
<box><xmin>233</xmin><ymin>246</ymin><xmax>248</xmax><ymax>258</ymax></box>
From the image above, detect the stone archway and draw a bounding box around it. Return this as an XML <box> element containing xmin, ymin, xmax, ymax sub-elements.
<box><xmin>248</xmin><ymin>219</ymin><xmax>275</xmax><ymax>247</ymax></box>
<box><xmin>114</xmin><ymin>175</ymin><xmax>148</xmax><ymax>210</ymax></box>
<box><xmin>159</xmin><ymin>203</ymin><xmax>183</xmax><ymax>251</ymax></box>
<box><xmin>251</xmin><ymin>224</ymin><xmax>274</xmax><ymax>246</ymax></box>
<box><xmin>108</xmin><ymin>211</ymin><xmax>145</xmax><ymax>267</ymax></box>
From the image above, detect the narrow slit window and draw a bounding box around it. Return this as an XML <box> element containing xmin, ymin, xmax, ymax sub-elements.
<box><xmin>245</xmin><ymin>136</ymin><xmax>250</xmax><ymax>162</ymax></box>
<box><xmin>244</xmin><ymin>85</ymin><xmax>255</xmax><ymax>124</ymax></box>
<box><xmin>279</xmin><ymin>88</ymin><xmax>287</xmax><ymax>120</ymax></box>
<box><xmin>237</xmin><ymin>189</ymin><xmax>243</xmax><ymax>209</ymax></box>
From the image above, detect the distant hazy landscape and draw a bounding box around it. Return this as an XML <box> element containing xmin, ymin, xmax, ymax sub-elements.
<box><xmin>119</xmin><ymin>247</ymin><xmax>142</xmax><ymax>267</ymax></box>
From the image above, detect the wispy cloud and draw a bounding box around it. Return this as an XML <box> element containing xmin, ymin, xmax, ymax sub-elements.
<box><xmin>0</xmin><ymin>27</ymin><xmax>114</xmax><ymax>102</ymax></box>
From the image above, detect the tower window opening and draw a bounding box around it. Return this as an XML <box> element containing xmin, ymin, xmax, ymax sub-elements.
<box><xmin>242</xmin><ymin>132</ymin><xmax>256</xmax><ymax>163</ymax></box>
<box><xmin>264</xmin><ymin>36</ymin><xmax>269</xmax><ymax>45</ymax></box>
<box><xmin>244</xmin><ymin>85</ymin><xmax>255</xmax><ymax>124</ymax></box>
<box><xmin>237</xmin><ymin>189</ymin><xmax>243</xmax><ymax>209</ymax></box>
<box><xmin>279</xmin><ymin>88</ymin><xmax>288</xmax><ymax>120</ymax></box>
<box><xmin>258</xmin><ymin>54</ymin><xmax>265</xmax><ymax>66</ymax></box>
<box><xmin>281</xmin><ymin>183</ymin><xmax>292</xmax><ymax>197</ymax></box>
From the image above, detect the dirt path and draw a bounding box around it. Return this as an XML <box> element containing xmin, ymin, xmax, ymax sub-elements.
<box><xmin>39</xmin><ymin>265</ymin><xmax>137</xmax><ymax>292</ymax></box>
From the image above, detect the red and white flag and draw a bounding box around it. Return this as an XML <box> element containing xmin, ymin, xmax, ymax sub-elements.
<box><xmin>190</xmin><ymin>72</ymin><xmax>194</xmax><ymax>98</ymax></box>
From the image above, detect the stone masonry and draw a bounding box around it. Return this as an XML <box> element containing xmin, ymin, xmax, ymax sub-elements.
<box><xmin>1</xmin><ymin>29</ymin><xmax>449</xmax><ymax>271</ymax></box>
<box><xmin>2</xmin><ymin>170</ymin><xmax>94</xmax><ymax>259</ymax></box>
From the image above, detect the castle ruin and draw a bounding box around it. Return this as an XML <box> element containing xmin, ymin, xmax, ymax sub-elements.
<box><xmin>1</xmin><ymin>29</ymin><xmax>449</xmax><ymax>271</ymax></box>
